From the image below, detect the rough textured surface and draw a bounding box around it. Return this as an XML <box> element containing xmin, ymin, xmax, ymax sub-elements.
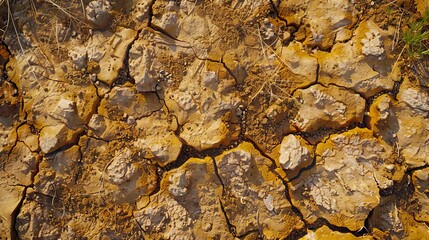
<box><xmin>289</xmin><ymin>128</ymin><xmax>404</xmax><ymax>231</ymax></box>
<box><xmin>292</xmin><ymin>84</ymin><xmax>365</xmax><ymax>132</ymax></box>
<box><xmin>134</xmin><ymin>157</ymin><xmax>233</xmax><ymax>240</ymax></box>
<box><xmin>271</xmin><ymin>134</ymin><xmax>314</xmax><ymax>180</ymax></box>
<box><xmin>98</xmin><ymin>86</ymin><xmax>162</xmax><ymax>121</ymax></box>
<box><xmin>215</xmin><ymin>142</ymin><xmax>304</xmax><ymax>238</ymax></box>
<box><xmin>300</xmin><ymin>225</ymin><xmax>373</xmax><ymax>240</ymax></box>
<box><xmin>411</xmin><ymin>168</ymin><xmax>429</xmax><ymax>223</ymax></box>
<box><xmin>1</xmin><ymin>0</ymin><xmax>429</xmax><ymax>239</ymax></box>
<box><xmin>368</xmin><ymin>77</ymin><xmax>429</xmax><ymax>169</ymax></box>
<box><xmin>88</xmin><ymin>28</ymin><xmax>137</xmax><ymax>85</ymax></box>
<box><xmin>277</xmin><ymin>0</ymin><xmax>357</xmax><ymax>49</ymax></box>
<box><xmin>316</xmin><ymin>20</ymin><xmax>399</xmax><ymax>98</ymax></box>
<box><xmin>162</xmin><ymin>58</ymin><xmax>240</xmax><ymax>151</ymax></box>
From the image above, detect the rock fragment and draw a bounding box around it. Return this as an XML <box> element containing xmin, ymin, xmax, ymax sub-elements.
<box><xmin>271</xmin><ymin>134</ymin><xmax>314</xmax><ymax>180</ymax></box>
<box><xmin>361</xmin><ymin>27</ymin><xmax>384</xmax><ymax>56</ymax></box>
<box><xmin>39</xmin><ymin>124</ymin><xmax>83</xmax><ymax>154</ymax></box>
<box><xmin>86</xmin><ymin>0</ymin><xmax>112</xmax><ymax>30</ymax></box>
<box><xmin>52</xmin><ymin>98</ymin><xmax>82</xmax><ymax>129</ymax></box>
<box><xmin>68</xmin><ymin>46</ymin><xmax>87</xmax><ymax>70</ymax></box>
<box><xmin>397</xmin><ymin>76</ymin><xmax>429</xmax><ymax>115</ymax></box>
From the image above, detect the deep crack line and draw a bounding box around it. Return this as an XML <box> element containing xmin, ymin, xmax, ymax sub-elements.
<box><xmin>211</xmin><ymin>156</ymin><xmax>226</xmax><ymax>194</ymax></box>
<box><xmin>218</xmin><ymin>197</ymin><xmax>237</xmax><ymax>237</ymax></box>
<box><xmin>210</xmin><ymin>156</ymin><xmax>237</xmax><ymax>237</ymax></box>
<box><xmin>10</xmin><ymin>186</ymin><xmax>27</xmax><ymax>240</ymax></box>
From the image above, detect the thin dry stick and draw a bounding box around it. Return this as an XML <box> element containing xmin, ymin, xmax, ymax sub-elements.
<box><xmin>0</xmin><ymin>0</ymin><xmax>11</xmax><ymax>39</ymax></box>
<box><xmin>251</xmin><ymin>26</ymin><xmax>298</xmax><ymax>102</ymax></box>
<box><xmin>45</xmin><ymin>0</ymin><xmax>80</xmax><ymax>22</ymax></box>
<box><xmin>392</xmin><ymin>10</ymin><xmax>404</xmax><ymax>51</ymax></box>
<box><xmin>79</xmin><ymin>0</ymin><xmax>86</xmax><ymax>17</ymax></box>
<box><xmin>257</xmin><ymin>23</ymin><xmax>269</xmax><ymax>64</ymax></box>
<box><xmin>6</xmin><ymin>0</ymin><xmax>44</xmax><ymax>89</ymax></box>
<box><xmin>389</xmin><ymin>44</ymin><xmax>406</xmax><ymax>80</ymax></box>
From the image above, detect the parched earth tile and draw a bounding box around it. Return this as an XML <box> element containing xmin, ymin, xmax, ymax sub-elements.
<box><xmin>292</xmin><ymin>84</ymin><xmax>365</xmax><ymax>132</ymax></box>
<box><xmin>289</xmin><ymin>128</ymin><xmax>404</xmax><ymax>231</ymax></box>
<box><xmin>411</xmin><ymin>168</ymin><xmax>429</xmax><ymax>224</ymax></box>
<box><xmin>98</xmin><ymin>85</ymin><xmax>162</xmax><ymax>121</ymax></box>
<box><xmin>276</xmin><ymin>0</ymin><xmax>357</xmax><ymax>49</ymax></box>
<box><xmin>162</xmin><ymin>58</ymin><xmax>241</xmax><ymax>151</ymax></box>
<box><xmin>87</xmin><ymin>27</ymin><xmax>137</xmax><ymax>85</ymax></box>
<box><xmin>129</xmin><ymin>27</ymin><xmax>240</xmax><ymax>151</ymax></box>
<box><xmin>134</xmin><ymin>157</ymin><xmax>234</xmax><ymax>240</ymax></box>
<box><xmin>368</xmin><ymin>78</ymin><xmax>429</xmax><ymax>169</ymax></box>
<box><xmin>151</xmin><ymin>0</ymin><xmax>272</xmax><ymax>55</ymax></box>
<box><xmin>215</xmin><ymin>142</ymin><xmax>304</xmax><ymax>238</ymax></box>
<box><xmin>1</xmin><ymin>0</ymin><xmax>428</xmax><ymax>239</ymax></box>
<box><xmin>370</xmin><ymin>193</ymin><xmax>429</xmax><ymax>239</ymax></box>
<box><xmin>316</xmin><ymin>20</ymin><xmax>399</xmax><ymax>98</ymax></box>
<box><xmin>299</xmin><ymin>225</ymin><xmax>373</xmax><ymax>240</ymax></box>
<box><xmin>77</xmin><ymin>137</ymin><xmax>158</xmax><ymax>203</ymax></box>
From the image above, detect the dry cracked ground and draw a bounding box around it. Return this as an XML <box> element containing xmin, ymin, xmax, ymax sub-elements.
<box><xmin>0</xmin><ymin>0</ymin><xmax>429</xmax><ymax>239</ymax></box>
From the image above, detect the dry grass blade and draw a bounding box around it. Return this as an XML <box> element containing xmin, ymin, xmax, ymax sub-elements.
<box><xmin>249</xmin><ymin>24</ymin><xmax>297</xmax><ymax>103</ymax></box>
<box><xmin>5</xmin><ymin>0</ymin><xmax>44</xmax><ymax>89</ymax></box>
<box><xmin>44</xmin><ymin>0</ymin><xmax>87</xmax><ymax>24</ymax></box>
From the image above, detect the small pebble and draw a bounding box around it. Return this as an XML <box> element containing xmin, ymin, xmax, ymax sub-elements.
<box><xmin>127</xmin><ymin>115</ymin><xmax>136</xmax><ymax>125</ymax></box>
<box><xmin>91</xmin><ymin>73</ymin><xmax>97</xmax><ymax>82</ymax></box>
<box><xmin>385</xmin><ymin>164</ymin><xmax>395</xmax><ymax>172</ymax></box>
<box><xmin>203</xmin><ymin>223</ymin><xmax>212</xmax><ymax>232</ymax></box>
<box><xmin>82</xmin><ymin>198</ymin><xmax>89</xmax><ymax>206</ymax></box>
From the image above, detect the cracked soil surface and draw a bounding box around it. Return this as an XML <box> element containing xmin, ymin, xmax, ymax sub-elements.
<box><xmin>1</xmin><ymin>0</ymin><xmax>429</xmax><ymax>239</ymax></box>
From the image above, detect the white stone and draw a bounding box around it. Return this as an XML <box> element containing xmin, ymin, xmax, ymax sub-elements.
<box><xmin>68</xmin><ymin>46</ymin><xmax>87</xmax><ymax>70</ymax></box>
<box><xmin>107</xmin><ymin>149</ymin><xmax>137</xmax><ymax>185</ymax></box>
<box><xmin>279</xmin><ymin>135</ymin><xmax>312</xmax><ymax>171</ymax></box>
<box><xmin>361</xmin><ymin>28</ymin><xmax>384</xmax><ymax>56</ymax></box>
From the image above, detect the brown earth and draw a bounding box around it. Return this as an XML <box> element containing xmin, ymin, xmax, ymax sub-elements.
<box><xmin>0</xmin><ymin>0</ymin><xmax>429</xmax><ymax>239</ymax></box>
